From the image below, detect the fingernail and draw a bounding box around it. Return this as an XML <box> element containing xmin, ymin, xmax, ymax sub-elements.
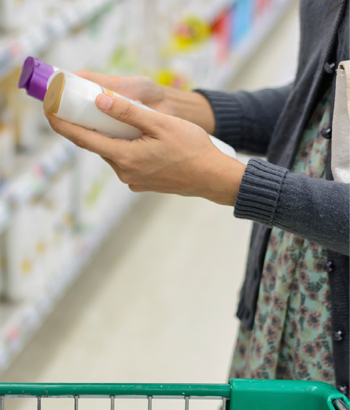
<box><xmin>96</xmin><ymin>94</ymin><xmax>113</xmax><ymax>111</ymax></box>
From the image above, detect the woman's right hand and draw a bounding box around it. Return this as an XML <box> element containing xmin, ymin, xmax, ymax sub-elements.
<box><xmin>46</xmin><ymin>90</ymin><xmax>244</xmax><ymax>206</ymax></box>
<box><xmin>75</xmin><ymin>71</ymin><xmax>171</xmax><ymax>114</ymax></box>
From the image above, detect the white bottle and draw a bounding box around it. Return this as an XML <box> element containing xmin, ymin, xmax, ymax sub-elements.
<box><xmin>5</xmin><ymin>205</ymin><xmax>36</xmax><ymax>301</ymax></box>
<box><xmin>44</xmin><ymin>70</ymin><xmax>236</xmax><ymax>157</ymax></box>
<box><xmin>44</xmin><ymin>71</ymin><xmax>146</xmax><ymax>140</ymax></box>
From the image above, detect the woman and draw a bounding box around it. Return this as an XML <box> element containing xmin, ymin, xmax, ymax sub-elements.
<box><xmin>46</xmin><ymin>0</ymin><xmax>349</xmax><ymax>396</ymax></box>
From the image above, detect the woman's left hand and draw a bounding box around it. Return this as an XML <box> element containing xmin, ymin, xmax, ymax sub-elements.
<box><xmin>46</xmin><ymin>93</ymin><xmax>246</xmax><ymax>206</ymax></box>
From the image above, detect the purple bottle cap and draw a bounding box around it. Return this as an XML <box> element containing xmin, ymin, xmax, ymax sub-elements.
<box><xmin>18</xmin><ymin>57</ymin><xmax>55</xmax><ymax>101</ymax></box>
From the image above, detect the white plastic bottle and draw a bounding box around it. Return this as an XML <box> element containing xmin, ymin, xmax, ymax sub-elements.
<box><xmin>44</xmin><ymin>70</ymin><xmax>236</xmax><ymax>157</ymax></box>
<box><xmin>44</xmin><ymin>71</ymin><xmax>147</xmax><ymax>140</ymax></box>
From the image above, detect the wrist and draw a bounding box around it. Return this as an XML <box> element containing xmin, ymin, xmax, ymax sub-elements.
<box><xmin>198</xmin><ymin>152</ymin><xmax>246</xmax><ymax>206</ymax></box>
<box><xmin>162</xmin><ymin>87</ymin><xmax>215</xmax><ymax>134</ymax></box>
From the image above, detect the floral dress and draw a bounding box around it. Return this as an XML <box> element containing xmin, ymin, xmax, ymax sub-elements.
<box><xmin>229</xmin><ymin>88</ymin><xmax>335</xmax><ymax>385</ymax></box>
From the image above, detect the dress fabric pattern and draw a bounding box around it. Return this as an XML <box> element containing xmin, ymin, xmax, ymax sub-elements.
<box><xmin>229</xmin><ymin>89</ymin><xmax>335</xmax><ymax>385</ymax></box>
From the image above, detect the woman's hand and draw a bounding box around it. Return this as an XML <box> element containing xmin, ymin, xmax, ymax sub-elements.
<box><xmin>46</xmin><ymin>93</ymin><xmax>245</xmax><ymax>206</ymax></box>
<box><xmin>75</xmin><ymin>71</ymin><xmax>215</xmax><ymax>134</ymax></box>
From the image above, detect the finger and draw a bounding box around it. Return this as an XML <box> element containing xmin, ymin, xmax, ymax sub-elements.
<box><xmin>95</xmin><ymin>93</ymin><xmax>165</xmax><ymax>135</ymax></box>
<box><xmin>74</xmin><ymin>71</ymin><xmax>145</xmax><ymax>102</ymax></box>
<box><xmin>128</xmin><ymin>184</ymin><xmax>194</xmax><ymax>197</ymax></box>
<box><xmin>46</xmin><ymin>113</ymin><xmax>128</xmax><ymax>160</ymax></box>
<box><xmin>128</xmin><ymin>185</ymin><xmax>180</xmax><ymax>194</ymax></box>
<box><xmin>101</xmin><ymin>156</ymin><xmax>122</xmax><ymax>173</ymax></box>
<box><xmin>128</xmin><ymin>185</ymin><xmax>152</xmax><ymax>193</ymax></box>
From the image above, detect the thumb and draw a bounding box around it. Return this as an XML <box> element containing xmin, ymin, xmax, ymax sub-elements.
<box><xmin>95</xmin><ymin>93</ymin><xmax>164</xmax><ymax>135</ymax></box>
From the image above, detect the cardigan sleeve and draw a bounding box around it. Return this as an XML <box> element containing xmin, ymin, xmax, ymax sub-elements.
<box><xmin>234</xmin><ymin>158</ymin><xmax>350</xmax><ymax>256</ymax></box>
<box><xmin>194</xmin><ymin>84</ymin><xmax>292</xmax><ymax>156</ymax></box>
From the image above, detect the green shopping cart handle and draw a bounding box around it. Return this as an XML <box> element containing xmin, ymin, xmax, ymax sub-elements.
<box><xmin>0</xmin><ymin>380</ymin><xmax>348</xmax><ymax>410</ymax></box>
<box><xmin>0</xmin><ymin>383</ymin><xmax>231</xmax><ymax>398</ymax></box>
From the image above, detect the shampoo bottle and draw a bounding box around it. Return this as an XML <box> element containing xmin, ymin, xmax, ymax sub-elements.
<box><xmin>43</xmin><ymin>70</ymin><xmax>236</xmax><ymax>157</ymax></box>
<box><xmin>44</xmin><ymin>71</ymin><xmax>153</xmax><ymax>140</ymax></box>
<box><xmin>18</xmin><ymin>57</ymin><xmax>235</xmax><ymax>157</ymax></box>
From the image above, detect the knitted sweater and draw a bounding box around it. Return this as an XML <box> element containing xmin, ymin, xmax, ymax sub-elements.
<box><xmin>196</xmin><ymin>0</ymin><xmax>349</xmax><ymax>395</ymax></box>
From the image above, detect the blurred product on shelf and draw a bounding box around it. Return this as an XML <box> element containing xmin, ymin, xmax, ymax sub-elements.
<box><xmin>76</xmin><ymin>150</ymin><xmax>134</xmax><ymax>238</ymax></box>
<box><xmin>0</xmin><ymin>83</ymin><xmax>15</xmax><ymax>189</ymax></box>
<box><xmin>0</xmin><ymin>0</ymin><xmax>115</xmax><ymax>79</ymax></box>
<box><xmin>0</xmin><ymin>120</ymin><xmax>14</xmax><ymax>190</ymax></box>
<box><xmin>172</xmin><ymin>16</ymin><xmax>211</xmax><ymax>50</ymax></box>
<box><xmin>0</xmin><ymin>0</ymin><xmax>48</xmax><ymax>32</ymax></box>
<box><xmin>4</xmin><ymin>167</ymin><xmax>75</xmax><ymax>302</ymax></box>
<box><xmin>151</xmin><ymin>0</ymin><xmax>291</xmax><ymax>89</ymax></box>
<box><xmin>0</xmin><ymin>69</ymin><xmax>40</xmax><ymax>154</ymax></box>
<box><xmin>14</xmin><ymin>92</ymin><xmax>40</xmax><ymax>152</ymax></box>
<box><xmin>40</xmin><ymin>1</ymin><xmax>145</xmax><ymax>76</ymax></box>
<box><xmin>0</xmin><ymin>234</ymin><xmax>5</xmax><ymax>299</ymax></box>
<box><xmin>154</xmin><ymin>68</ymin><xmax>190</xmax><ymax>90</ymax></box>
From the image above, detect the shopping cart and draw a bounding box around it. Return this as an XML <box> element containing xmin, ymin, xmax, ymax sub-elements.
<box><xmin>0</xmin><ymin>380</ymin><xmax>349</xmax><ymax>410</ymax></box>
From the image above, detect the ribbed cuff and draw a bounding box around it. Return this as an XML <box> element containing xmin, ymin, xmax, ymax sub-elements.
<box><xmin>234</xmin><ymin>158</ymin><xmax>288</xmax><ymax>226</ymax></box>
<box><xmin>194</xmin><ymin>89</ymin><xmax>243</xmax><ymax>149</ymax></box>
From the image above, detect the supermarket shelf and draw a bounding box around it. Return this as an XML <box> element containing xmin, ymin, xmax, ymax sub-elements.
<box><xmin>0</xmin><ymin>0</ymin><xmax>116</xmax><ymax>80</ymax></box>
<box><xmin>0</xmin><ymin>136</ymin><xmax>77</xmax><ymax>236</ymax></box>
<box><xmin>0</xmin><ymin>0</ymin><xmax>296</xmax><ymax>378</ymax></box>
<box><xmin>0</xmin><ymin>191</ymin><xmax>137</xmax><ymax>374</ymax></box>
<box><xmin>210</xmin><ymin>0</ymin><xmax>295</xmax><ymax>90</ymax></box>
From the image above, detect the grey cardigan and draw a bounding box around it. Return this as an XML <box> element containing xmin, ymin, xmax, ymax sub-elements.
<box><xmin>196</xmin><ymin>0</ymin><xmax>349</xmax><ymax>396</ymax></box>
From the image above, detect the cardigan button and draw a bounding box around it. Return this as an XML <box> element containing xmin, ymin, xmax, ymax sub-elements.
<box><xmin>333</xmin><ymin>330</ymin><xmax>343</xmax><ymax>341</ymax></box>
<box><xmin>324</xmin><ymin>62</ymin><xmax>336</xmax><ymax>74</ymax></box>
<box><xmin>337</xmin><ymin>385</ymin><xmax>348</xmax><ymax>396</ymax></box>
<box><xmin>325</xmin><ymin>261</ymin><xmax>333</xmax><ymax>273</ymax></box>
<box><xmin>321</xmin><ymin>127</ymin><xmax>332</xmax><ymax>139</ymax></box>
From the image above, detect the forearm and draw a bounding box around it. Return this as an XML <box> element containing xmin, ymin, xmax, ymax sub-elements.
<box><xmin>162</xmin><ymin>86</ymin><xmax>215</xmax><ymax>134</ymax></box>
<box><xmin>195</xmin><ymin>84</ymin><xmax>293</xmax><ymax>155</ymax></box>
<box><xmin>234</xmin><ymin>158</ymin><xmax>350</xmax><ymax>255</ymax></box>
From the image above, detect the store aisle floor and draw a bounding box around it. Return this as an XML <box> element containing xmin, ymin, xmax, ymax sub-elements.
<box><xmin>1</xmin><ymin>194</ymin><xmax>251</xmax><ymax>410</ymax></box>
<box><xmin>0</xmin><ymin>2</ymin><xmax>299</xmax><ymax>409</ymax></box>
